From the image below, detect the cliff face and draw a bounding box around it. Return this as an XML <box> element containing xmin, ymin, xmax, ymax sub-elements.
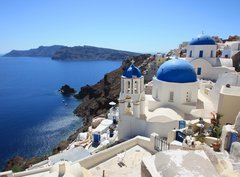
<box><xmin>51</xmin><ymin>46</ymin><xmax>141</xmax><ymax>60</ymax></box>
<box><xmin>52</xmin><ymin>54</ymin><xmax>150</xmax><ymax>154</ymax></box>
<box><xmin>73</xmin><ymin>54</ymin><xmax>151</xmax><ymax>123</ymax></box>
<box><xmin>232</xmin><ymin>51</ymin><xmax>240</xmax><ymax>72</ymax></box>
<box><xmin>4</xmin><ymin>45</ymin><xmax>65</xmax><ymax>57</ymax></box>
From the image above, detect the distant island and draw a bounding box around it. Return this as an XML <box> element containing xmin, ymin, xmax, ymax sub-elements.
<box><xmin>4</xmin><ymin>45</ymin><xmax>65</xmax><ymax>57</ymax></box>
<box><xmin>4</xmin><ymin>45</ymin><xmax>141</xmax><ymax>60</ymax></box>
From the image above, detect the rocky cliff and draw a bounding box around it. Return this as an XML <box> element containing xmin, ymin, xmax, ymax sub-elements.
<box><xmin>73</xmin><ymin>54</ymin><xmax>151</xmax><ymax>123</ymax></box>
<box><xmin>232</xmin><ymin>51</ymin><xmax>240</xmax><ymax>72</ymax></box>
<box><xmin>51</xmin><ymin>45</ymin><xmax>141</xmax><ymax>60</ymax></box>
<box><xmin>53</xmin><ymin>54</ymin><xmax>151</xmax><ymax>153</ymax></box>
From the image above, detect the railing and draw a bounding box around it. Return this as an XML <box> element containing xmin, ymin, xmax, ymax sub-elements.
<box><xmin>154</xmin><ymin>136</ymin><xmax>169</xmax><ymax>151</ymax></box>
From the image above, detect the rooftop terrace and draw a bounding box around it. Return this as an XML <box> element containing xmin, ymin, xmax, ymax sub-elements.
<box><xmin>89</xmin><ymin>145</ymin><xmax>151</xmax><ymax>177</ymax></box>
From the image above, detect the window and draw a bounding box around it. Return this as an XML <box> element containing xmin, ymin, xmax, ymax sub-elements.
<box><xmin>238</xmin><ymin>44</ymin><xmax>240</xmax><ymax>50</ymax></box>
<box><xmin>134</xmin><ymin>81</ymin><xmax>138</xmax><ymax>93</ymax></box>
<box><xmin>197</xmin><ymin>67</ymin><xmax>202</xmax><ymax>75</ymax></box>
<box><xmin>127</xmin><ymin>81</ymin><xmax>131</xmax><ymax>93</ymax></box>
<box><xmin>210</xmin><ymin>50</ymin><xmax>213</xmax><ymax>58</ymax></box>
<box><xmin>199</xmin><ymin>50</ymin><xmax>203</xmax><ymax>58</ymax></box>
<box><xmin>169</xmin><ymin>91</ymin><xmax>174</xmax><ymax>102</ymax></box>
<box><xmin>186</xmin><ymin>92</ymin><xmax>191</xmax><ymax>102</ymax></box>
<box><xmin>189</xmin><ymin>50</ymin><xmax>192</xmax><ymax>57</ymax></box>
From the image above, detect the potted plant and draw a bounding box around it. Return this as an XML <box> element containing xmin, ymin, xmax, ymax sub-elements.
<box><xmin>210</xmin><ymin>113</ymin><xmax>223</xmax><ymax>151</ymax></box>
<box><xmin>196</xmin><ymin>133</ymin><xmax>205</xmax><ymax>144</ymax></box>
<box><xmin>211</xmin><ymin>126</ymin><xmax>222</xmax><ymax>151</ymax></box>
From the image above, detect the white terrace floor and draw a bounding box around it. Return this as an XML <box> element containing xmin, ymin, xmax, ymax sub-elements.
<box><xmin>89</xmin><ymin>145</ymin><xmax>151</xmax><ymax>177</ymax></box>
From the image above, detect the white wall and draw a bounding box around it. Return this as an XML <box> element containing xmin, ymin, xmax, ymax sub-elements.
<box><xmin>151</xmin><ymin>78</ymin><xmax>198</xmax><ymax>113</ymax></box>
<box><xmin>118</xmin><ymin>115</ymin><xmax>179</xmax><ymax>140</ymax></box>
<box><xmin>190</xmin><ymin>59</ymin><xmax>235</xmax><ymax>81</ymax></box>
<box><xmin>222</xmin><ymin>49</ymin><xmax>231</xmax><ymax>58</ymax></box>
<box><xmin>186</xmin><ymin>45</ymin><xmax>217</xmax><ymax>61</ymax></box>
<box><xmin>210</xmin><ymin>72</ymin><xmax>240</xmax><ymax>110</ymax></box>
<box><xmin>217</xmin><ymin>86</ymin><xmax>240</xmax><ymax>125</ymax></box>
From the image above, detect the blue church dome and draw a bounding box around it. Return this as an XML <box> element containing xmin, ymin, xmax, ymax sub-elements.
<box><xmin>156</xmin><ymin>59</ymin><xmax>197</xmax><ymax>83</ymax></box>
<box><xmin>123</xmin><ymin>64</ymin><xmax>142</xmax><ymax>78</ymax></box>
<box><xmin>189</xmin><ymin>35</ymin><xmax>216</xmax><ymax>45</ymax></box>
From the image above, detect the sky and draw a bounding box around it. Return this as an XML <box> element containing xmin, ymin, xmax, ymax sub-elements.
<box><xmin>0</xmin><ymin>0</ymin><xmax>240</xmax><ymax>54</ymax></box>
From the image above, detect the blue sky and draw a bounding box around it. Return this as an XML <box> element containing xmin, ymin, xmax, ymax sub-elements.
<box><xmin>0</xmin><ymin>0</ymin><xmax>240</xmax><ymax>54</ymax></box>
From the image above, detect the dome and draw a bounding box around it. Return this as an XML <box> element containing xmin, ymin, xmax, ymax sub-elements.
<box><xmin>189</xmin><ymin>35</ymin><xmax>216</xmax><ymax>45</ymax></box>
<box><xmin>123</xmin><ymin>64</ymin><xmax>142</xmax><ymax>78</ymax></box>
<box><xmin>156</xmin><ymin>59</ymin><xmax>197</xmax><ymax>83</ymax></box>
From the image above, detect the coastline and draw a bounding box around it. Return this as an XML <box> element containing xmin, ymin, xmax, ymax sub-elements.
<box><xmin>2</xmin><ymin>54</ymin><xmax>151</xmax><ymax>172</ymax></box>
<box><xmin>53</xmin><ymin>55</ymin><xmax>151</xmax><ymax>153</ymax></box>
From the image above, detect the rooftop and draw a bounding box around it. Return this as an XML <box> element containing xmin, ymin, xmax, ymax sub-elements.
<box><xmin>156</xmin><ymin>59</ymin><xmax>197</xmax><ymax>83</ymax></box>
<box><xmin>220</xmin><ymin>85</ymin><xmax>240</xmax><ymax>96</ymax></box>
<box><xmin>49</xmin><ymin>146</ymin><xmax>90</xmax><ymax>165</ymax></box>
<box><xmin>123</xmin><ymin>64</ymin><xmax>142</xmax><ymax>78</ymax></box>
<box><xmin>89</xmin><ymin>145</ymin><xmax>151</xmax><ymax>177</ymax></box>
<box><xmin>143</xmin><ymin>149</ymin><xmax>219</xmax><ymax>177</ymax></box>
<box><xmin>189</xmin><ymin>35</ymin><xmax>216</xmax><ymax>45</ymax></box>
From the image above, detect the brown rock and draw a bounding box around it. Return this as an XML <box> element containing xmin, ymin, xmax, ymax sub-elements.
<box><xmin>73</xmin><ymin>54</ymin><xmax>151</xmax><ymax>119</ymax></box>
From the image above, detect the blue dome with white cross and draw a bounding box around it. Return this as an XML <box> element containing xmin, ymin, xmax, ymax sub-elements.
<box><xmin>123</xmin><ymin>64</ymin><xmax>142</xmax><ymax>78</ymax></box>
<box><xmin>189</xmin><ymin>35</ymin><xmax>216</xmax><ymax>45</ymax></box>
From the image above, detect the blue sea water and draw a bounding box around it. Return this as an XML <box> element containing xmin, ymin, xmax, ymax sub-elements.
<box><xmin>0</xmin><ymin>57</ymin><xmax>121</xmax><ymax>170</ymax></box>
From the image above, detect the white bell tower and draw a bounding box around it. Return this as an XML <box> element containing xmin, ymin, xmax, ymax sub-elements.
<box><xmin>118</xmin><ymin>61</ymin><xmax>145</xmax><ymax>119</ymax></box>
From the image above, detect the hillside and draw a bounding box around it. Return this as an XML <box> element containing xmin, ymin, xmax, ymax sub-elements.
<box><xmin>51</xmin><ymin>45</ymin><xmax>141</xmax><ymax>60</ymax></box>
<box><xmin>53</xmin><ymin>54</ymin><xmax>150</xmax><ymax>152</ymax></box>
<box><xmin>73</xmin><ymin>54</ymin><xmax>150</xmax><ymax>122</ymax></box>
<box><xmin>4</xmin><ymin>45</ymin><xmax>64</xmax><ymax>57</ymax></box>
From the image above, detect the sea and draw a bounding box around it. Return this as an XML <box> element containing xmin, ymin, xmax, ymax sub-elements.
<box><xmin>0</xmin><ymin>56</ymin><xmax>121</xmax><ymax>170</ymax></box>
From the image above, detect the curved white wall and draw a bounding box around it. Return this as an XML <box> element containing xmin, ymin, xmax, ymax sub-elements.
<box><xmin>191</xmin><ymin>59</ymin><xmax>235</xmax><ymax>81</ymax></box>
<box><xmin>151</xmin><ymin>77</ymin><xmax>198</xmax><ymax>113</ymax></box>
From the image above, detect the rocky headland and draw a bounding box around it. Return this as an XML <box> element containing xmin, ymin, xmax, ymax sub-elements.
<box><xmin>59</xmin><ymin>84</ymin><xmax>76</xmax><ymax>95</ymax></box>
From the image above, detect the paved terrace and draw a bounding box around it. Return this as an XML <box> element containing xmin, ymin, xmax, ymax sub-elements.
<box><xmin>89</xmin><ymin>145</ymin><xmax>151</xmax><ymax>177</ymax></box>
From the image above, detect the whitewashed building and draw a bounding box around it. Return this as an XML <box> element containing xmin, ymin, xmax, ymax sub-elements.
<box><xmin>186</xmin><ymin>35</ymin><xmax>235</xmax><ymax>81</ymax></box>
<box><xmin>221</xmin><ymin>41</ymin><xmax>240</xmax><ymax>58</ymax></box>
<box><xmin>118</xmin><ymin>59</ymin><xmax>199</xmax><ymax>140</ymax></box>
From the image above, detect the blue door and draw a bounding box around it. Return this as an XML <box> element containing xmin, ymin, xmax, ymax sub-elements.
<box><xmin>179</xmin><ymin>120</ymin><xmax>186</xmax><ymax>129</ymax></box>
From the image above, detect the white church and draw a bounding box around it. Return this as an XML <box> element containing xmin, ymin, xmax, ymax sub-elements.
<box><xmin>118</xmin><ymin>59</ymin><xmax>201</xmax><ymax>139</ymax></box>
<box><xmin>185</xmin><ymin>35</ymin><xmax>235</xmax><ymax>81</ymax></box>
